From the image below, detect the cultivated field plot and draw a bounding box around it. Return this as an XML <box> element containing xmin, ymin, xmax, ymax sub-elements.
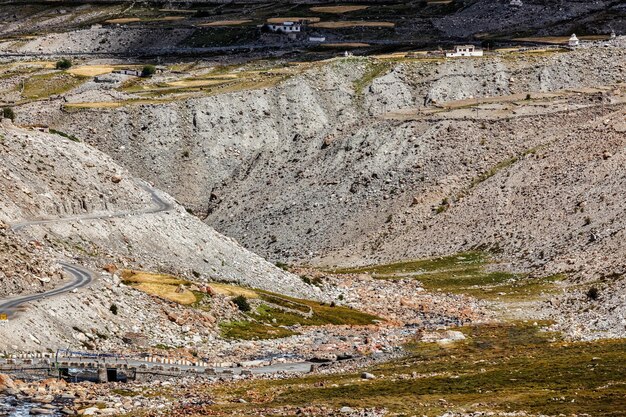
<box><xmin>310</xmin><ymin>5</ymin><xmax>370</xmax><ymax>14</ymax></box>
<box><xmin>198</xmin><ymin>20</ymin><xmax>252</xmax><ymax>27</ymax></box>
<box><xmin>311</xmin><ymin>21</ymin><xmax>396</xmax><ymax>28</ymax></box>
<box><xmin>20</xmin><ymin>72</ymin><xmax>87</xmax><ymax>99</ymax></box>
<box><xmin>67</xmin><ymin>65</ymin><xmax>114</xmax><ymax>77</ymax></box>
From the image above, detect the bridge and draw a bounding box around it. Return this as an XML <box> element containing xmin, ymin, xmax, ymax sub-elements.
<box><xmin>0</xmin><ymin>350</ymin><xmax>313</xmax><ymax>383</ymax></box>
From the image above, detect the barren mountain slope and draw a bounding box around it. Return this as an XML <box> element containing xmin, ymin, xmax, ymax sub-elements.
<box><xmin>21</xmin><ymin>43</ymin><xmax>626</xmax><ymax>268</ymax></box>
<box><xmin>0</xmin><ymin>123</ymin><xmax>315</xmax><ymax>350</ymax></box>
<box><xmin>0</xmin><ymin>123</ymin><xmax>311</xmax><ymax>295</ymax></box>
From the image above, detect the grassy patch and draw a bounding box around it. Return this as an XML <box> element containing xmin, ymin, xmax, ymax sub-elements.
<box><xmin>332</xmin><ymin>252</ymin><xmax>486</xmax><ymax>275</ymax></box>
<box><xmin>330</xmin><ymin>253</ymin><xmax>560</xmax><ymax>301</ymax></box>
<box><xmin>50</xmin><ymin>129</ymin><xmax>80</xmax><ymax>142</ymax></box>
<box><xmin>219</xmin><ymin>287</ymin><xmax>380</xmax><ymax>340</ymax></box>
<box><xmin>121</xmin><ymin>270</ymin><xmax>190</xmax><ymax>286</ymax></box>
<box><xmin>353</xmin><ymin>60</ymin><xmax>394</xmax><ymax>103</ymax></box>
<box><xmin>21</xmin><ymin>72</ymin><xmax>87</xmax><ymax>99</ymax></box>
<box><xmin>208</xmin><ymin>322</ymin><xmax>626</xmax><ymax>416</ymax></box>
<box><xmin>220</xmin><ymin>320</ymin><xmax>298</xmax><ymax>340</ymax></box>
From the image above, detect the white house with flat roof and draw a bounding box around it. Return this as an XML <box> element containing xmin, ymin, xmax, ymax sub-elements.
<box><xmin>446</xmin><ymin>45</ymin><xmax>484</xmax><ymax>57</ymax></box>
<box><xmin>266</xmin><ymin>21</ymin><xmax>302</xmax><ymax>34</ymax></box>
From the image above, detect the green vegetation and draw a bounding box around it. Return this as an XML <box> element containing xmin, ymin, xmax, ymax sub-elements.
<box><xmin>55</xmin><ymin>58</ymin><xmax>72</xmax><ymax>70</ymax></box>
<box><xmin>50</xmin><ymin>128</ymin><xmax>80</xmax><ymax>142</ymax></box>
<box><xmin>141</xmin><ymin>64</ymin><xmax>156</xmax><ymax>78</ymax></box>
<box><xmin>210</xmin><ymin>322</ymin><xmax>626</xmax><ymax>416</ymax></box>
<box><xmin>331</xmin><ymin>253</ymin><xmax>562</xmax><ymax>301</ymax></box>
<box><xmin>220</xmin><ymin>320</ymin><xmax>298</xmax><ymax>340</ymax></box>
<box><xmin>2</xmin><ymin>107</ymin><xmax>15</xmax><ymax>121</ymax></box>
<box><xmin>352</xmin><ymin>60</ymin><xmax>393</xmax><ymax>100</ymax></box>
<box><xmin>587</xmin><ymin>286</ymin><xmax>600</xmax><ymax>300</ymax></box>
<box><xmin>21</xmin><ymin>72</ymin><xmax>87</xmax><ymax>99</ymax></box>
<box><xmin>232</xmin><ymin>294</ymin><xmax>251</xmax><ymax>312</ymax></box>
<box><xmin>220</xmin><ymin>289</ymin><xmax>380</xmax><ymax>340</ymax></box>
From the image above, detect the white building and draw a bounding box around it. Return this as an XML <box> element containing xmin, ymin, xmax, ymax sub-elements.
<box><xmin>446</xmin><ymin>45</ymin><xmax>484</xmax><ymax>58</ymax></box>
<box><xmin>266</xmin><ymin>21</ymin><xmax>302</xmax><ymax>34</ymax></box>
<box><xmin>568</xmin><ymin>33</ymin><xmax>580</xmax><ymax>47</ymax></box>
<box><xmin>510</xmin><ymin>0</ymin><xmax>523</xmax><ymax>6</ymax></box>
<box><xmin>309</xmin><ymin>36</ymin><xmax>326</xmax><ymax>43</ymax></box>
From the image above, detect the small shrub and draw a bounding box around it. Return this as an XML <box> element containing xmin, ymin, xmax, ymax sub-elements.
<box><xmin>141</xmin><ymin>64</ymin><xmax>156</xmax><ymax>78</ymax></box>
<box><xmin>110</xmin><ymin>304</ymin><xmax>119</xmax><ymax>315</ymax></box>
<box><xmin>525</xmin><ymin>93</ymin><xmax>532</xmax><ymax>100</ymax></box>
<box><xmin>2</xmin><ymin>107</ymin><xmax>15</xmax><ymax>121</ymax></box>
<box><xmin>275</xmin><ymin>262</ymin><xmax>290</xmax><ymax>271</ymax></box>
<box><xmin>232</xmin><ymin>295</ymin><xmax>251</xmax><ymax>312</ymax></box>
<box><xmin>55</xmin><ymin>58</ymin><xmax>72</xmax><ymax>70</ymax></box>
<box><xmin>586</xmin><ymin>287</ymin><xmax>599</xmax><ymax>301</ymax></box>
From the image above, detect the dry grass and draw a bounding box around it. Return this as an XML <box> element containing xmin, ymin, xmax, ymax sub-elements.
<box><xmin>133</xmin><ymin>282</ymin><xmax>197</xmax><ymax>305</ymax></box>
<box><xmin>157</xmin><ymin>16</ymin><xmax>186</xmax><ymax>21</ymax></box>
<box><xmin>166</xmin><ymin>79</ymin><xmax>230</xmax><ymax>88</ymax></box>
<box><xmin>120</xmin><ymin>270</ymin><xmax>189</xmax><ymax>286</ymax></box>
<box><xmin>67</xmin><ymin>65</ymin><xmax>114</xmax><ymax>77</ymax></box>
<box><xmin>121</xmin><ymin>270</ymin><xmax>196</xmax><ymax>305</ymax></box>
<box><xmin>311</xmin><ymin>21</ymin><xmax>395</xmax><ymax>28</ymax></box>
<box><xmin>64</xmin><ymin>101</ymin><xmax>124</xmax><ymax>109</ymax></box>
<box><xmin>22</xmin><ymin>72</ymin><xmax>87</xmax><ymax>99</ymax></box>
<box><xmin>267</xmin><ymin>17</ymin><xmax>321</xmax><ymax>24</ymax></box>
<box><xmin>209</xmin><ymin>283</ymin><xmax>259</xmax><ymax>299</ymax></box>
<box><xmin>64</xmin><ymin>99</ymin><xmax>172</xmax><ymax>109</ymax></box>
<box><xmin>310</xmin><ymin>5</ymin><xmax>369</xmax><ymax>13</ymax></box>
<box><xmin>199</xmin><ymin>20</ymin><xmax>252</xmax><ymax>27</ymax></box>
<box><xmin>104</xmin><ymin>17</ymin><xmax>141</xmax><ymax>24</ymax></box>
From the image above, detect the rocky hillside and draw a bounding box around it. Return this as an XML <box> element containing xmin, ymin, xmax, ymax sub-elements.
<box><xmin>0</xmin><ymin>222</ymin><xmax>61</xmax><ymax>297</ymax></box>
<box><xmin>22</xmin><ymin>43</ymin><xmax>625</xmax><ymax>271</ymax></box>
<box><xmin>0</xmin><ymin>122</ymin><xmax>318</xmax><ymax>350</ymax></box>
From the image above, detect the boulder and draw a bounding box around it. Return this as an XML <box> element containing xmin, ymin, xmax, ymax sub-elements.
<box><xmin>0</xmin><ymin>373</ymin><xmax>18</xmax><ymax>396</ymax></box>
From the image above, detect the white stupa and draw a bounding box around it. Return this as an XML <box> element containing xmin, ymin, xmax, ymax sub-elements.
<box><xmin>510</xmin><ymin>0</ymin><xmax>523</xmax><ymax>7</ymax></box>
<box><xmin>568</xmin><ymin>33</ymin><xmax>580</xmax><ymax>47</ymax></box>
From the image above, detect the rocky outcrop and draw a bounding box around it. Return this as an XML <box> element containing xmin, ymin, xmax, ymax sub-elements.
<box><xmin>0</xmin><ymin>222</ymin><xmax>61</xmax><ymax>297</ymax></box>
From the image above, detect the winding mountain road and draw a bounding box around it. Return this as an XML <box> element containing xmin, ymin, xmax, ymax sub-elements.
<box><xmin>2</xmin><ymin>184</ymin><xmax>174</xmax><ymax>317</ymax></box>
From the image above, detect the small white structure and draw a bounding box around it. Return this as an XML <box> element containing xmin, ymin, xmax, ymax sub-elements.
<box><xmin>510</xmin><ymin>0</ymin><xmax>523</xmax><ymax>6</ymax></box>
<box><xmin>309</xmin><ymin>36</ymin><xmax>326</xmax><ymax>43</ymax></box>
<box><xmin>568</xmin><ymin>33</ymin><xmax>580</xmax><ymax>47</ymax></box>
<box><xmin>610</xmin><ymin>30</ymin><xmax>616</xmax><ymax>39</ymax></box>
<box><xmin>446</xmin><ymin>45</ymin><xmax>484</xmax><ymax>57</ymax></box>
<box><xmin>266</xmin><ymin>21</ymin><xmax>302</xmax><ymax>34</ymax></box>
<box><xmin>113</xmin><ymin>69</ymin><xmax>142</xmax><ymax>76</ymax></box>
